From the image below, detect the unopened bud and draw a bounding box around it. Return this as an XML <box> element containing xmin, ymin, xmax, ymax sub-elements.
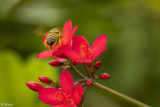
<box><xmin>72</xmin><ymin>61</ymin><xmax>78</xmax><ymax>65</ymax></box>
<box><xmin>49</xmin><ymin>60</ymin><xmax>63</xmax><ymax>67</ymax></box>
<box><xmin>99</xmin><ymin>73</ymin><xmax>110</xmax><ymax>79</ymax></box>
<box><xmin>38</xmin><ymin>76</ymin><xmax>53</xmax><ymax>84</ymax></box>
<box><xmin>26</xmin><ymin>81</ymin><xmax>44</xmax><ymax>92</ymax></box>
<box><xmin>94</xmin><ymin>61</ymin><xmax>102</xmax><ymax>70</ymax></box>
<box><xmin>87</xmin><ymin>79</ymin><xmax>93</xmax><ymax>86</ymax></box>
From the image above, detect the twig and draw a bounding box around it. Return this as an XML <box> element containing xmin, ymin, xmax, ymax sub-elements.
<box><xmin>71</xmin><ymin>65</ymin><xmax>151</xmax><ymax>107</ymax></box>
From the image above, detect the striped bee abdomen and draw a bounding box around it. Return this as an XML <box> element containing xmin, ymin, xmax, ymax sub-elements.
<box><xmin>46</xmin><ymin>34</ymin><xmax>58</xmax><ymax>46</ymax></box>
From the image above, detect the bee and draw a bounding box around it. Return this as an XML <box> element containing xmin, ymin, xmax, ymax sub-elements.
<box><xmin>44</xmin><ymin>27</ymin><xmax>62</xmax><ymax>51</ymax></box>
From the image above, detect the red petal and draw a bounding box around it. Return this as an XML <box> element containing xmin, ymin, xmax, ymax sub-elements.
<box><xmin>60</xmin><ymin>71</ymin><xmax>74</xmax><ymax>96</ymax></box>
<box><xmin>62</xmin><ymin>46</ymin><xmax>84</xmax><ymax>63</ymax></box>
<box><xmin>52</xmin><ymin>46</ymin><xmax>67</xmax><ymax>58</ymax></box>
<box><xmin>71</xmin><ymin>25</ymin><xmax>78</xmax><ymax>38</ymax></box>
<box><xmin>43</xmin><ymin>35</ymin><xmax>50</xmax><ymax>49</ymax></box>
<box><xmin>72</xmin><ymin>85</ymin><xmax>84</xmax><ymax>104</ymax></box>
<box><xmin>54</xmin><ymin>56</ymin><xmax>66</xmax><ymax>63</ymax></box>
<box><xmin>50</xmin><ymin>104</ymin><xmax>66</xmax><ymax>107</ymax></box>
<box><xmin>37</xmin><ymin>50</ymin><xmax>52</xmax><ymax>59</ymax></box>
<box><xmin>70</xmin><ymin>103</ymin><xmax>77</xmax><ymax>107</ymax></box>
<box><xmin>39</xmin><ymin>88</ymin><xmax>62</xmax><ymax>105</ymax></box>
<box><xmin>43</xmin><ymin>35</ymin><xmax>47</xmax><ymax>45</ymax></box>
<box><xmin>71</xmin><ymin>36</ymin><xmax>90</xmax><ymax>55</ymax></box>
<box><xmin>62</xmin><ymin>20</ymin><xmax>72</xmax><ymax>45</ymax></box>
<box><xmin>91</xmin><ymin>35</ymin><xmax>107</xmax><ymax>58</ymax></box>
<box><xmin>50</xmin><ymin>103</ymin><xmax>77</xmax><ymax>107</ymax></box>
<box><xmin>92</xmin><ymin>47</ymin><xmax>107</xmax><ymax>60</ymax></box>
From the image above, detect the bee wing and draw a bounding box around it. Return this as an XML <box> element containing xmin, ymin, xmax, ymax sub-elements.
<box><xmin>49</xmin><ymin>27</ymin><xmax>62</xmax><ymax>33</ymax></box>
<box><xmin>33</xmin><ymin>25</ymin><xmax>48</xmax><ymax>37</ymax></box>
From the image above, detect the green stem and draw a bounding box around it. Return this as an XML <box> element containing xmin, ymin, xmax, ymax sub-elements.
<box><xmin>94</xmin><ymin>82</ymin><xmax>150</xmax><ymax>107</ymax></box>
<box><xmin>88</xmin><ymin>66</ymin><xmax>93</xmax><ymax>74</ymax></box>
<box><xmin>93</xmin><ymin>69</ymin><xmax>96</xmax><ymax>76</ymax></box>
<box><xmin>71</xmin><ymin>65</ymin><xmax>87</xmax><ymax>79</ymax></box>
<box><xmin>80</xmin><ymin>86</ymin><xmax>90</xmax><ymax>104</ymax></box>
<box><xmin>71</xmin><ymin>65</ymin><xmax>151</xmax><ymax>107</ymax></box>
<box><xmin>82</xmin><ymin>63</ymin><xmax>91</xmax><ymax>77</ymax></box>
<box><xmin>74</xmin><ymin>79</ymin><xmax>86</xmax><ymax>86</ymax></box>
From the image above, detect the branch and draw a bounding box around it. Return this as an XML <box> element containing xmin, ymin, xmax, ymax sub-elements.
<box><xmin>71</xmin><ymin>65</ymin><xmax>151</xmax><ymax>107</ymax></box>
<box><xmin>71</xmin><ymin>65</ymin><xmax>87</xmax><ymax>79</ymax></box>
<box><xmin>94</xmin><ymin>82</ymin><xmax>150</xmax><ymax>107</ymax></box>
<box><xmin>82</xmin><ymin>63</ymin><xmax>91</xmax><ymax>77</ymax></box>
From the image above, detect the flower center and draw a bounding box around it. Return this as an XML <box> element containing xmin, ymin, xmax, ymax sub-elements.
<box><xmin>55</xmin><ymin>91</ymin><xmax>72</xmax><ymax>104</ymax></box>
<box><xmin>80</xmin><ymin>43</ymin><xmax>93</xmax><ymax>60</ymax></box>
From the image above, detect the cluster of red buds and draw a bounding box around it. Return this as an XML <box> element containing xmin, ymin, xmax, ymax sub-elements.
<box><xmin>26</xmin><ymin>76</ymin><xmax>59</xmax><ymax>92</ymax></box>
<box><xmin>26</xmin><ymin>20</ymin><xmax>110</xmax><ymax>107</ymax></box>
<box><xmin>85</xmin><ymin>61</ymin><xmax>111</xmax><ymax>86</ymax></box>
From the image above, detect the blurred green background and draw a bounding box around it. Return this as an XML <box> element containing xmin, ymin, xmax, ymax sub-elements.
<box><xmin>0</xmin><ymin>0</ymin><xmax>160</xmax><ymax>107</ymax></box>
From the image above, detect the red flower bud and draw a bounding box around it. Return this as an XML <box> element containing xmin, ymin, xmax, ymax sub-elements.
<box><xmin>99</xmin><ymin>73</ymin><xmax>110</xmax><ymax>79</ymax></box>
<box><xmin>87</xmin><ymin>79</ymin><xmax>93</xmax><ymax>86</ymax></box>
<box><xmin>26</xmin><ymin>81</ymin><xmax>44</xmax><ymax>92</ymax></box>
<box><xmin>72</xmin><ymin>61</ymin><xmax>78</xmax><ymax>65</ymax></box>
<box><xmin>38</xmin><ymin>76</ymin><xmax>53</xmax><ymax>84</ymax></box>
<box><xmin>49</xmin><ymin>60</ymin><xmax>63</xmax><ymax>66</ymax></box>
<box><xmin>94</xmin><ymin>61</ymin><xmax>102</xmax><ymax>70</ymax></box>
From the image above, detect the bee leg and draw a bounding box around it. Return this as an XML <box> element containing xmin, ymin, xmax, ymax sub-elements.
<box><xmin>50</xmin><ymin>46</ymin><xmax>53</xmax><ymax>52</ymax></box>
<box><xmin>58</xmin><ymin>35</ymin><xmax>61</xmax><ymax>45</ymax></box>
<box><xmin>54</xmin><ymin>44</ymin><xmax>57</xmax><ymax>50</ymax></box>
<box><xmin>60</xmin><ymin>34</ymin><xmax>62</xmax><ymax>39</ymax></box>
<box><xmin>54</xmin><ymin>37</ymin><xmax>59</xmax><ymax>50</ymax></box>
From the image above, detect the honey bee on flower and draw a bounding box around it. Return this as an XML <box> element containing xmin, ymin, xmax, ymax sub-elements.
<box><xmin>44</xmin><ymin>27</ymin><xmax>62</xmax><ymax>51</ymax></box>
<box><xmin>37</xmin><ymin>20</ymin><xmax>78</xmax><ymax>59</ymax></box>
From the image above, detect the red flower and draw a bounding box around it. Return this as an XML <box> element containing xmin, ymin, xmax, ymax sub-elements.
<box><xmin>39</xmin><ymin>71</ymin><xmax>84</xmax><ymax>107</ymax></box>
<box><xmin>62</xmin><ymin>35</ymin><xmax>107</xmax><ymax>64</ymax></box>
<box><xmin>37</xmin><ymin>20</ymin><xmax>78</xmax><ymax>59</ymax></box>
